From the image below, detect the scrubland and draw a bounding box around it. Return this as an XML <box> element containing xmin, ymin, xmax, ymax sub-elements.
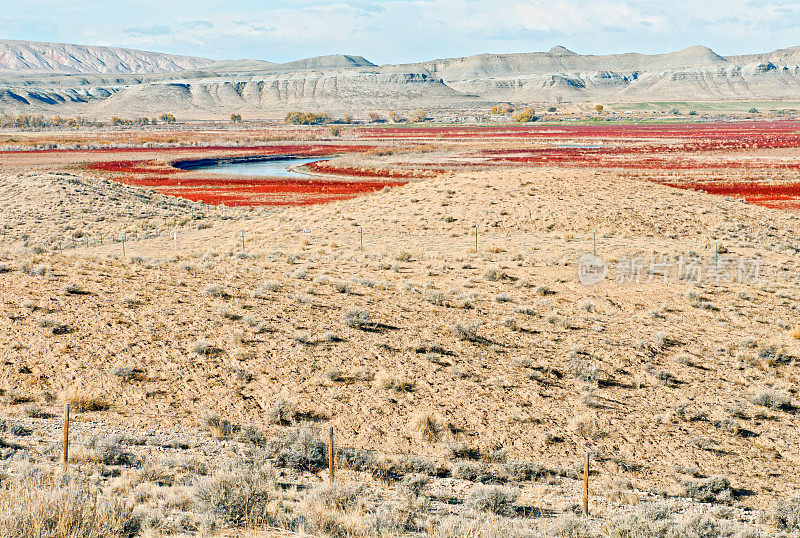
<box><xmin>2</xmin><ymin>124</ymin><xmax>800</xmax><ymax>536</ymax></box>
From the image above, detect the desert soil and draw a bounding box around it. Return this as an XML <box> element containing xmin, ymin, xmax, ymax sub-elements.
<box><xmin>2</xmin><ymin>123</ymin><xmax>800</xmax><ymax>535</ymax></box>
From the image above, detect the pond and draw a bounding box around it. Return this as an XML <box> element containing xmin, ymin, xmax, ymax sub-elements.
<box><xmin>186</xmin><ymin>157</ymin><xmax>331</xmax><ymax>178</ymax></box>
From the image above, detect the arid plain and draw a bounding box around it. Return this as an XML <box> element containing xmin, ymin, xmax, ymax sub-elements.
<box><xmin>3</xmin><ymin>118</ymin><xmax>800</xmax><ymax>536</ymax></box>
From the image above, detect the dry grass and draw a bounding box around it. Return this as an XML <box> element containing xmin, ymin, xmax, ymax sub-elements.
<box><xmin>66</xmin><ymin>393</ymin><xmax>110</xmax><ymax>413</ymax></box>
<box><xmin>0</xmin><ymin>468</ymin><xmax>137</xmax><ymax>537</ymax></box>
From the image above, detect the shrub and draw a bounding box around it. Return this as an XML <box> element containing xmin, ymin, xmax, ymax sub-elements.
<box><xmin>465</xmin><ymin>485</ymin><xmax>518</xmax><ymax>515</ymax></box>
<box><xmin>748</xmin><ymin>107</ymin><xmax>759</xmax><ymax>114</ymax></box>
<box><xmin>64</xmin><ymin>283</ymin><xmax>87</xmax><ymax>295</ymax></box>
<box><xmin>218</xmin><ymin>306</ymin><xmax>240</xmax><ymax>320</ymax></box>
<box><xmin>333</xmin><ymin>281</ymin><xmax>350</xmax><ymax>294</ymax></box>
<box><xmin>653</xmin><ymin>332</ymin><xmax>671</xmax><ymax>349</ymax></box>
<box><xmin>489</xmin><ymin>104</ymin><xmax>514</xmax><ymax>115</ymax></box>
<box><xmin>0</xmin><ymin>470</ymin><xmax>138</xmax><ymax>537</ymax></box>
<box><xmin>308</xmin><ymin>482</ymin><xmax>362</xmax><ymax>512</ymax></box>
<box><xmin>411</xmin><ymin>413</ymin><xmax>441</xmax><ymax>442</ymax></box>
<box><xmin>595</xmin><ymin>104</ymin><xmax>604</xmax><ymax>113</ymax></box>
<box><xmin>412</xmin><ymin>110</ymin><xmax>428</xmax><ymax>122</ymax></box>
<box><xmin>568</xmin><ymin>359</ymin><xmax>599</xmax><ymax>383</ymax></box>
<box><xmin>284</xmin><ymin>112</ymin><xmax>331</xmax><ymax>125</ymax></box>
<box><xmin>774</xmin><ymin>497</ymin><xmax>800</xmax><ymax>531</ymax></box>
<box><xmin>266</xmin><ymin>429</ymin><xmax>328</xmax><ymax>471</ymax></box>
<box><xmin>336</xmin><ymin>447</ymin><xmax>377</xmax><ymax>472</ymax></box>
<box><xmin>445</xmin><ymin>440</ymin><xmax>480</xmax><ymax>461</ymax></box>
<box><xmin>604</xmin><ymin>503</ymin><xmax>674</xmax><ymax>536</ymax></box>
<box><xmin>512</xmin><ymin>108</ymin><xmax>537</xmax><ymax>122</ymax></box>
<box><xmin>267</xmin><ymin>396</ymin><xmax>296</xmax><ymax>425</ymax></box>
<box><xmin>192</xmin><ymin>340</ymin><xmax>214</xmax><ymax>355</ymax></box>
<box><xmin>425</xmin><ymin>289</ymin><xmax>447</xmax><ymax>306</ymax></box>
<box><xmin>39</xmin><ymin>317</ymin><xmax>69</xmax><ymax>335</ymax></box>
<box><xmin>237</xmin><ymin>425</ymin><xmax>267</xmax><ymax>447</ymax></box>
<box><xmin>342</xmin><ymin>309</ymin><xmax>372</xmax><ymax>330</ymax></box>
<box><xmin>89</xmin><ymin>435</ymin><xmax>140</xmax><ymax>466</ymax></box>
<box><xmin>757</xmin><ymin>344</ymin><xmax>792</xmax><ymax>366</ymax></box>
<box><xmin>302</xmin><ymin>483</ymin><xmax>366</xmax><ymax>535</ymax></box>
<box><xmin>293</xmin><ymin>332</ymin><xmax>314</xmax><ymax>345</ymax></box>
<box><xmin>254</xmin><ymin>281</ymin><xmax>282</xmax><ymax>297</ymax></box>
<box><xmin>203</xmin><ymin>284</ymin><xmax>223</xmax><ymax>297</ymax></box>
<box><xmin>230</xmin><ymin>113</ymin><xmax>242</xmax><ymax>123</ymax></box>
<box><xmin>452</xmin><ymin>323</ymin><xmax>480</xmax><ymax>342</ymax></box>
<box><xmin>194</xmin><ymin>459</ymin><xmax>292</xmax><ymax>529</ymax></box>
<box><xmin>160</xmin><ymin>113</ymin><xmax>176</xmax><ymax>124</ymax></box>
<box><xmin>67</xmin><ymin>393</ymin><xmax>109</xmax><ymax>412</ymax></box>
<box><xmin>752</xmin><ymin>389</ymin><xmax>792</xmax><ymax>410</ymax></box>
<box><xmin>515</xmin><ymin>305</ymin><xmax>535</xmax><ymax>315</ymax></box>
<box><xmin>503</xmin><ymin>461</ymin><xmax>549</xmax><ymax>482</ymax></box>
<box><xmin>682</xmin><ymin>475</ymin><xmax>733</xmax><ymax>503</ymax></box>
<box><xmin>376</xmin><ymin>371</ymin><xmax>414</xmax><ymax>392</ymax></box>
<box><xmin>204</xmin><ymin>414</ymin><xmax>239</xmax><ymax>439</ymax></box>
<box><xmin>291</xmin><ymin>269</ymin><xmax>308</xmax><ymax>280</ymax></box>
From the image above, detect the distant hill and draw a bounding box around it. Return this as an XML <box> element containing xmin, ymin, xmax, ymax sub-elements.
<box><xmin>1</xmin><ymin>40</ymin><xmax>800</xmax><ymax>117</ymax></box>
<box><xmin>0</xmin><ymin>39</ymin><xmax>213</xmax><ymax>74</ymax></box>
<box><xmin>409</xmin><ymin>45</ymin><xmax>729</xmax><ymax>82</ymax></box>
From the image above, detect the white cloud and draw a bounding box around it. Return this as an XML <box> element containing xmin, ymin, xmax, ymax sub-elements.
<box><xmin>3</xmin><ymin>1</ymin><xmax>800</xmax><ymax>63</ymax></box>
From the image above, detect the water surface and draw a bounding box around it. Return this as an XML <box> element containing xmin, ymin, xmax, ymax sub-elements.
<box><xmin>196</xmin><ymin>157</ymin><xmax>331</xmax><ymax>178</ymax></box>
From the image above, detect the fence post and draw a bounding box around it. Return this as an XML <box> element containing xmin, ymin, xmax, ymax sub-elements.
<box><xmin>329</xmin><ymin>426</ymin><xmax>335</xmax><ymax>483</ymax></box>
<box><xmin>583</xmin><ymin>451</ymin><xmax>589</xmax><ymax>515</ymax></box>
<box><xmin>63</xmin><ymin>403</ymin><xmax>70</xmax><ymax>469</ymax></box>
<box><xmin>359</xmin><ymin>226</ymin><xmax>363</xmax><ymax>253</ymax></box>
<box><xmin>122</xmin><ymin>235</ymin><xmax>126</xmax><ymax>258</ymax></box>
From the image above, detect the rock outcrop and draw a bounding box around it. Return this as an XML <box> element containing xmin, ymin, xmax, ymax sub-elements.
<box><xmin>1</xmin><ymin>40</ymin><xmax>800</xmax><ymax>117</ymax></box>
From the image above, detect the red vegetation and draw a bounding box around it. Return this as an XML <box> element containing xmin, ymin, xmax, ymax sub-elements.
<box><xmin>157</xmin><ymin>178</ymin><xmax>405</xmax><ymax>206</ymax></box>
<box><xmin>359</xmin><ymin>121</ymin><xmax>800</xmax><ymax>144</ymax></box>
<box><xmin>80</xmin><ymin>144</ymin><xmax>406</xmax><ymax>206</ymax></box>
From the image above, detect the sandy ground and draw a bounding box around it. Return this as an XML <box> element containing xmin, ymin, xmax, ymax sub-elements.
<box><xmin>3</xmin><ymin>155</ymin><xmax>800</xmax><ymax>524</ymax></box>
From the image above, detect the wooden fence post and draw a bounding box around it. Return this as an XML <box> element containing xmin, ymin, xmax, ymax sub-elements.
<box><xmin>329</xmin><ymin>426</ymin><xmax>334</xmax><ymax>483</ymax></box>
<box><xmin>63</xmin><ymin>403</ymin><xmax>70</xmax><ymax>469</ymax></box>
<box><xmin>583</xmin><ymin>451</ymin><xmax>589</xmax><ymax>515</ymax></box>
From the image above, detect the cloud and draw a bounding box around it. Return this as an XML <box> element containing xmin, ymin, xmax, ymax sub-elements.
<box><xmin>184</xmin><ymin>20</ymin><xmax>213</xmax><ymax>30</ymax></box>
<box><xmin>4</xmin><ymin>0</ymin><xmax>800</xmax><ymax>63</ymax></box>
<box><xmin>123</xmin><ymin>25</ymin><xmax>172</xmax><ymax>36</ymax></box>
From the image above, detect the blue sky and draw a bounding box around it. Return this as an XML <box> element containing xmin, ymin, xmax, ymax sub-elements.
<box><xmin>3</xmin><ymin>1</ymin><xmax>800</xmax><ymax>63</ymax></box>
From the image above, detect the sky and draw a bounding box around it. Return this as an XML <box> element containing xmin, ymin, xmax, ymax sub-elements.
<box><xmin>2</xmin><ymin>0</ymin><xmax>800</xmax><ymax>64</ymax></box>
